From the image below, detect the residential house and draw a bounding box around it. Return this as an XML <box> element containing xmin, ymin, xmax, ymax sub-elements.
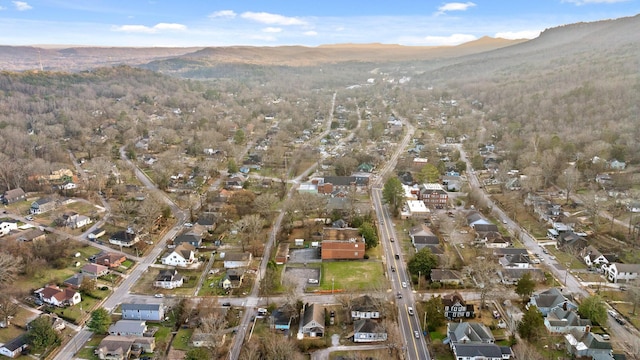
<box><xmin>452</xmin><ymin>343</ymin><xmax>512</xmax><ymax>360</ymax></box>
<box><xmin>442</xmin><ymin>292</ymin><xmax>475</xmax><ymax>320</ymax></box>
<box><xmin>223</xmin><ymin>252</ymin><xmax>252</xmax><ymax>268</ymax></box>
<box><xmin>225</xmin><ymin>175</ymin><xmax>245</xmax><ymax>190</ymax></box>
<box><xmin>63</xmin><ymin>273</ymin><xmax>87</xmax><ymax>289</ymax></box>
<box><xmin>447</xmin><ymin>322</ymin><xmax>495</xmax><ymax>347</ymax></box>
<box><xmin>109</xmin><ymin>229</ymin><xmax>140</xmax><ymax>247</ymax></box>
<box><xmin>88</xmin><ymin>227</ymin><xmax>106</xmax><ymax>241</ymax></box>
<box><xmin>59</xmin><ymin>182</ymin><xmax>77</xmax><ymax>190</ymax></box>
<box><xmin>95</xmin><ymin>252</ymin><xmax>126</xmax><ymax>268</ymax></box>
<box><xmin>418</xmin><ymin>183</ymin><xmax>448</xmax><ymax>209</ymax></box>
<box><xmin>442</xmin><ymin>175</ymin><xmax>462</xmax><ymax>192</ymax></box>
<box><xmin>0</xmin><ymin>219</ymin><xmax>18</xmax><ymax>237</ymax></box>
<box><xmin>317</xmin><ymin>176</ymin><xmax>369</xmax><ymax>194</ymax></box>
<box><xmin>108</xmin><ymin>320</ymin><xmax>148</xmax><ymax>337</ymax></box>
<box><xmin>582</xmin><ymin>245</ymin><xmax>618</xmax><ymax>269</ymax></box>
<box><xmin>96</xmin><ymin>335</ymin><xmax>155</xmax><ymax>360</ymax></box>
<box><xmin>565</xmin><ymin>330</ymin><xmax>614</xmax><ymax>360</ymax></box>
<box><xmin>431</xmin><ymin>269</ymin><xmax>464</xmax><ymax>286</ymax></box>
<box><xmin>403</xmin><ymin>200</ymin><xmax>430</xmax><ymax>219</ymax></box>
<box><xmin>499</xmin><ymin>253</ymin><xmax>531</xmax><ymax>269</ymax></box>
<box><xmin>544</xmin><ymin>307</ymin><xmax>591</xmax><ymax>334</ymax></box>
<box><xmin>301</xmin><ymin>303</ymin><xmax>325</xmax><ymax>337</ymax></box>
<box><xmin>30</xmin><ymin>314</ymin><xmax>65</xmax><ymax>332</ymax></box>
<box><xmin>528</xmin><ymin>288</ymin><xmax>578</xmax><ymax>317</ymax></box>
<box><xmin>154</xmin><ymin>269</ymin><xmax>184</xmax><ymax>289</ymax></box>
<box><xmin>64</xmin><ymin>213</ymin><xmax>92</xmax><ymax>229</ymax></box>
<box><xmin>221</xmin><ymin>268</ymin><xmax>245</xmax><ymax>289</ymax></box>
<box><xmin>173</xmin><ymin>233</ymin><xmax>202</xmax><ymax>248</ymax></box>
<box><xmin>409</xmin><ymin>225</ymin><xmax>440</xmax><ymax>251</ymax></box>
<box><xmin>161</xmin><ymin>243</ymin><xmax>196</xmax><ymax>267</ymax></box>
<box><xmin>498</xmin><ymin>268</ymin><xmax>544</xmax><ymax>285</ymax></box>
<box><xmin>35</xmin><ymin>284</ymin><xmax>81</xmax><ymax>307</ymax></box>
<box><xmin>121</xmin><ymin>303</ymin><xmax>164</xmax><ymax>322</ymax></box>
<box><xmin>627</xmin><ymin>201</ymin><xmax>640</xmax><ymax>213</ymax></box>
<box><xmin>196</xmin><ymin>216</ymin><xmax>216</xmax><ymax>231</ymax></box>
<box><xmin>467</xmin><ymin>211</ymin><xmax>491</xmax><ymax>228</ymax></box>
<box><xmin>557</xmin><ymin>232</ymin><xmax>587</xmax><ymax>250</ymax></box>
<box><xmin>190</xmin><ymin>330</ymin><xmax>226</xmax><ymax>348</ymax></box>
<box><xmin>0</xmin><ymin>335</ymin><xmax>28</xmax><ymax>358</ymax></box>
<box><xmin>353</xmin><ymin>319</ymin><xmax>387</xmax><ymax>343</ymax></box>
<box><xmin>81</xmin><ymin>263</ymin><xmax>109</xmax><ymax>279</ymax></box>
<box><xmin>608</xmin><ymin>159</ymin><xmax>626</xmax><ymax>170</ymax></box>
<box><xmin>607</xmin><ymin>263</ymin><xmax>640</xmax><ymax>283</ymax></box>
<box><xmin>2</xmin><ymin>188</ymin><xmax>26</xmax><ymax>205</ymax></box>
<box><xmin>30</xmin><ymin>197</ymin><xmax>57</xmax><ymax>214</ymax></box>
<box><xmin>270</xmin><ymin>305</ymin><xmax>294</xmax><ymax>331</ymax></box>
<box><xmin>350</xmin><ymin>295</ymin><xmax>381</xmax><ymax>321</ymax></box>
<box><xmin>16</xmin><ymin>228</ymin><xmax>46</xmax><ymax>242</ymax></box>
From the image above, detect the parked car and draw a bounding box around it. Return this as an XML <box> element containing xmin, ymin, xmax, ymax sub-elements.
<box><xmin>26</xmin><ymin>215</ymin><xmax>34</xmax><ymax>221</ymax></box>
<box><xmin>154</xmin><ymin>294</ymin><xmax>164</xmax><ymax>298</ymax></box>
<box><xmin>307</xmin><ymin>279</ymin><xmax>319</xmax><ymax>284</ymax></box>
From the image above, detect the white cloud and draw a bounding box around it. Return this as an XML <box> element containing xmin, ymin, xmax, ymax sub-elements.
<box><xmin>248</xmin><ymin>34</ymin><xmax>277</xmax><ymax>42</ymax></box>
<box><xmin>112</xmin><ymin>23</ymin><xmax>187</xmax><ymax>34</ymax></box>
<box><xmin>304</xmin><ymin>31</ymin><xmax>318</xmax><ymax>36</ymax></box>
<box><xmin>209</xmin><ymin>10</ymin><xmax>236</xmax><ymax>19</ymax></box>
<box><xmin>494</xmin><ymin>30</ymin><xmax>540</xmax><ymax>39</ymax></box>
<box><xmin>423</xmin><ymin>33</ymin><xmax>477</xmax><ymax>46</ymax></box>
<box><xmin>13</xmin><ymin>1</ymin><xmax>32</xmax><ymax>11</ymax></box>
<box><xmin>436</xmin><ymin>2</ymin><xmax>476</xmax><ymax>15</ymax></box>
<box><xmin>241</xmin><ymin>11</ymin><xmax>306</xmax><ymax>26</ymax></box>
<box><xmin>262</xmin><ymin>27</ymin><xmax>282</xmax><ymax>33</ymax></box>
<box><xmin>563</xmin><ymin>0</ymin><xmax>629</xmax><ymax>4</ymax></box>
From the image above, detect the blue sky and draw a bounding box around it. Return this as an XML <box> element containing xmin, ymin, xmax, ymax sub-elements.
<box><xmin>0</xmin><ymin>0</ymin><xmax>638</xmax><ymax>47</ymax></box>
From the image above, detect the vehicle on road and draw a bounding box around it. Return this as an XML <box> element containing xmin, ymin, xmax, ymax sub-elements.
<box><xmin>184</xmin><ymin>222</ymin><xmax>193</xmax><ymax>227</ymax></box>
<box><xmin>154</xmin><ymin>294</ymin><xmax>164</xmax><ymax>298</ymax></box>
<box><xmin>402</xmin><ymin>282</ymin><xmax>407</xmax><ymax>288</ymax></box>
<box><xmin>414</xmin><ymin>330</ymin><xmax>420</xmax><ymax>338</ymax></box>
<box><xmin>26</xmin><ymin>215</ymin><xmax>33</xmax><ymax>221</ymax></box>
<box><xmin>407</xmin><ymin>307</ymin><xmax>414</xmax><ymax>316</ymax></box>
<box><xmin>390</xmin><ymin>237</ymin><xmax>395</xmax><ymax>242</ymax></box>
<box><xmin>307</xmin><ymin>279</ymin><xmax>319</xmax><ymax>284</ymax></box>
<box><xmin>395</xmin><ymin>254</ymin><xmax>400</xmax><ymax>259</ymax></box>
<box><xmin>391</xmin><ymin>266</ymin><xmax>395</xmax><ymax>272</ymax></box>
<box><xmin>222</xmin><ymin>302</ymin><xmax>231</xmax><ymax>307</ymax></box>
<box><xmin>397</xmin><ymin>292</ymin><xmax>402</xmax><ymax>299</ymax></box>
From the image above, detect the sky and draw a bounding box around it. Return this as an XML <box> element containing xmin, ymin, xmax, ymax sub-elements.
<box><xmin>0</xmin><ymin>0</ymin><xmax>639</xmax><ymax>47</ymax></box>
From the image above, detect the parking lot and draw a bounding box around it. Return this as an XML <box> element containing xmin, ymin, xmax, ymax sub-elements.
<box><xmin>288</xmin><ymin>248</ymin><xmax>321</xmax><ymax>263</ymax></box>
<box><xmin>283</xmin><ymin>266</ymin><xmax>321</xmax><ymax>293</ymax></box>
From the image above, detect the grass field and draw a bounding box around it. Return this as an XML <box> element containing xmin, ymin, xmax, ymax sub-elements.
<box><xmin>172</xmin><ymin>328</ymin><xmax>193</xmax><ymax>350</ymax></box>
<box><xmin>75</xmin><ymin>335</ymin><xmax>104</xmax><ymax>360</ymax></box>
<box><xmin>321</xmin><ymin>261</ymin><xmax>386</xmax><ymax>291</ymax></box>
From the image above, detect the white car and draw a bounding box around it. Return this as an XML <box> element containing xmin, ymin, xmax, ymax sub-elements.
<box><xmin>407</xmin><ymin>307</ymin><xmax>414</xmax><ymax>316</ymax></box>
<box><xmin>184</xmin><ymin>222</ymin><xmax>193</xmax><ymax>227</ymax></box>
<box><xmin>402</xmin><ymin>282</ymin><xmax>407</xmax><ymax>288</ymax></box>
<box><xmin>154</xmin><ymin>294</ymin><xmax>164</xmax><ymax>298</ymax></box>
<box><xmin>26</xmin><ymin>215</ymin><xmax>34</xmax><ymax>221</ymax></box>
<box><xmin>307</xmin><ymin>279</ymin><xmax>319</xmax><ymax>284</ymax></box>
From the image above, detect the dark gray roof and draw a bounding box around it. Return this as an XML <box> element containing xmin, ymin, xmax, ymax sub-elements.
<box><xmin>354</xmin><ymin>319</ymin><xmax>385</xmax><ymax>334</ymax></box>
<box><xmin>121</xmin><ymin>303</ymin><xmax>162</xmax><ymax>312</ymax></box>
<box><xmin>1</xmin><ymin>334</ymin><xmax>28</xmax><ymax>351</ymax></box>
<box><xmin>453</xmin><ymin>343</ymin><xmax>508</xmax><ymax>358</ymax></box>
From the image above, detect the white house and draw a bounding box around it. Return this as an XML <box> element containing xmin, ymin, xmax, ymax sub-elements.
<box><xmin>35</xmin><ymin>285</ymin><xmax>81</xmax><ymax>307</ymax></box>
<box><xmin>0</xmin><ymin>335</ymin><xmax>28</xmax><ymax>358</ymax></box>
<box><xmin>223</xmin><ymin>252</ymin><xmax>252</xmax><ymax>269</ymax></box>
<box><xmin>607</xmin><ymin>263</ymin><xmax>640</xmax><ymax>283</ymax></box>
<box><xmin>161</xmin><ymin>243</ymin><xmax>196</xmax><ymax>267</ymax></box>
<box><xmin>65</xmin><ymin>214</ymin><xmax>92</xmax><ymax>229</ymax></box>
<box><xmin>582</xmin><ymin>245</ymin><xmax>617</xmax><ymax>268</ymax></box>
<box><xmin>0</xmin><ymin>220</ymin><xmax>18</xmax><ymax>237</ymax></box>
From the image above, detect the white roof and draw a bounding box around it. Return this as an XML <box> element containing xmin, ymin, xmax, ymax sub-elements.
<box><xmin>407</xmin><ymin>200</ymin><xmax>429</xmax><ymax>214</ymax></box>
<box><xmin>422</xmin><ymin>183</ymin><xmax>444</xmax><ymax>190</ymax></box>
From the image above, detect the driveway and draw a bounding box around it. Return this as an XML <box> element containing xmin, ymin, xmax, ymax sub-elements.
<box><xmin>283</xmin><ymin>267</ymin><xmax>321</xmax><ymax>293</ymax></box>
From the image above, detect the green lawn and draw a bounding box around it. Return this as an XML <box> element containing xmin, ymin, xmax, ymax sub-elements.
<box><xmin>321</xmin><ymin>261</ymin><xmax>386</xmax><ymax>291</ymax></box>
<box><xmin>75</xmin><ymin>335</ymin><xmax>104</xmax><ymax>360</ymax></box>
<box><xmin>172</xmin><ymin>328</ymin><xmax>193</xmax><ymax>350</ymax></box>
<box><xmin>50</xmin><ymin>294</ymin><xmax>103</xmax><ymax>324</ymax></box>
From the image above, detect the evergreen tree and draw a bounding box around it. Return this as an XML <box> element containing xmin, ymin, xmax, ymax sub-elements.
<box><xmin>518</xmin><ymin>305</ymin><xmax>544</xmax><ymax>341</ymax></box>
<box><xmin>407</xmin><ymin>247</ymin><xmax>438</xmax><ymax>281</ymax></box>
<box><xmin>27</xmin><ymin>316</ymin><xmax>60</xmax><ymax>352</ymax></box>
<box><xmin>515</xmin><ymin>272</ymin><xmax>536</xmax><ymax>302</ymax></box>
<box><xmin>87</xmin><ymin>307</ymin><xmax>112</xmax><ymax>334</ymax></box>
<box><xmin>382</xmin><ymin>177</ymin><xmax>404</xmax><ymax>217</ymax></box>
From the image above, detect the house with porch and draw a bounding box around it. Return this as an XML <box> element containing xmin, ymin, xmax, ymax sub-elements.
<box><xmin>221</xmin><ymin>268</ymin><xmax>245</xmax><ymax>289</ymax></box>
<box><xmin>564</xmin><ymin>330</ymin><xmax>614</xmax><ymax>360</ymax></box>
<box><xmin>301</xmin><ymin>303</ymin><xmax>325</xmax><ymax>338</ymax></box>
<box><xmin>582</xmin><ymin>245</ymin><xmax>618</xmax><ymax>269</ymax></box>
<box><xmin>2</xmin><ymin>188</ymin><xmax>26</xmax><ymax>205</ymax></box>
<box><xmin>442</xmin><ymin>292</ymin><xmax>475</xmax><ymax>320</ymax></box>
<box><xmin>108</xmin><ymin>320</ymin><xmax>148</xmax><ymax>337</ymax></box>
<box><xmin>35</xmin><ymin>284</ymin><xmax>81</xmax><ymax>307</ymax></box>
<box><xmin>446</xmin><ymin>322</ymin><xmax>495</xmax><ymax>347</ymax></box>
<box><xmin>452</xmin><ymin>343</ymin><xmax>512</xmax><ymax>360</ymax></box>
<box><xmin>0</xmin><ymin>219</ymin><xmax>18</xmax><ymax>237</ymax></box>
<box><xmin>161</xmin><ymin>243</ymin><xmax>196</xmax><ymax>267</ymax></box>
<box><xmin>350</xmin><ymin>295</ymin><xmax>381</xmax><ymax>321</ymax></box>
<box><xmin>30</xmin><ymin>197</ymin><xmax>57</xmax><ymax>214</ymax></box>
<box><xmin>353</xmin><ymin>319</ymin><xmax>387</xmax><ymax>343</ymax></box>
<box><xmin>95</xmin><ymin>252</ymin><xmax>127</xmax><ymax>268</ymax></box>
<box><xmin>223</xmin><ymin>252</ymin><xmax>252</xmax><ymax>268</ymax></box>
<box><xmin>96</xmin><ymin>335</ymin><xmax>155</xmax><ymax>360</ymax></box>
<box><xmin>0</xmin><ymin>335</ymin><xmax>28</xmax><ymax>359</ymax></box>
<box><xmin>121</xmin><ymin>303</ymin><xmax>164</xmax><ymax>322</ymax></box>
<box><xmin>544</xmin><ymin>307</ymin><xmax>591</xmax><ymax>334</ymax></box>
<box><xmin>431</xmin><ymin>269</ymin><xmax>463</xmax><ymax>286</ymax></box>
<box><xmin>109</xmin><ymin>229</ymin><xmax>141</xmax><ymax>247</ymax></box>
<box><xmin>607</xmin><ymin>262</ymin><xmax>640</xmax><ymax>283</ymax></box>
<box><xmin>528</xmin><ymin>288</ymin><xmax>578</xmax><ymax>316</ymax></box>
<box><xmin>153</xmin><ymin>269</ymin><xmax>184</xmax><ymax>289</ymax></box>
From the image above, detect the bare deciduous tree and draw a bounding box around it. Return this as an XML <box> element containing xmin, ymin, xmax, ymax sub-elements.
<box><xmin>0</xmin><ymin>252</ymin><xmax>22</xmax><ymax>289</ymax></box>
